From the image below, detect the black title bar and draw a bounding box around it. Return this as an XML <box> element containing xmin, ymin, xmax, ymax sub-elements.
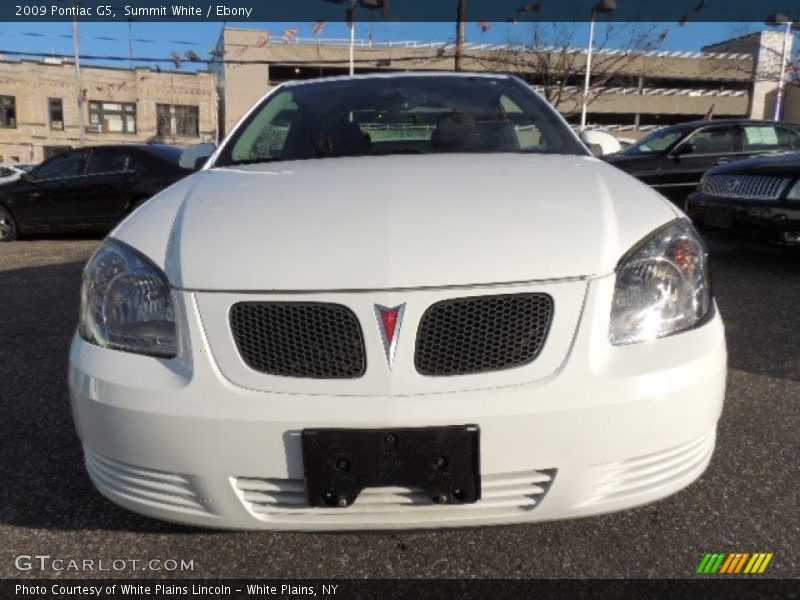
<box><xmin>5</xmin><ymin>0</ymin><xmax>800</xmax><ymax>22</ymax></box>
<box><xmin>3</xmin><ymin>579</ymin><xmax>798</xmax><ymax>600</ymax></box>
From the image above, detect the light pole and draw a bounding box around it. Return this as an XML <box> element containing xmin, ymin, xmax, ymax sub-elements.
<box><xmin>324</xmin><ymin>0</ymin><xmax>357</xmax><ymax>75</ymax></box>
<box><xmin>580</xmin><ymin>0</ymin><xmax>617</xmax><ymax>131</ymax></box>
<box><xmin>765</xmin><ymin>13</ymin><xmax>797</xmax><ymax>122</ymax></box>
<box><xmin>349</xmin><ymin>0</ymin><xmax>356</xmax><ymax>76</ymax></box>
<box><xmin>340</xmin><ymin>0</ymin><xmax>388</xmax><ymax>76</ymax></box>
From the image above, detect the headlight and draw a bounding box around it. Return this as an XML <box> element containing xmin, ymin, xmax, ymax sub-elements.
<box><xmin>609</xmin><ymin>220</ymin><xmax>711</xmax><ymax>345</ymax></box>
<box><xmin>787</xmin><ymin>179</ymin><xmax>800</xmax><ymax>200</ymax></box>
<box><xmin>79</xmin><ymin>238</ymin><xmax>177</xmax><ymax>357</ymax></box>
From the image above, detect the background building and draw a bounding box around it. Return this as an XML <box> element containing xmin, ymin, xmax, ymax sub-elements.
<box><xmin>213</xmin><ymin>26</ymin><xmax>796</xmax><ymax>138</ymax></box>
<box><xmin>0</xmin><ymin>25</ymin><xmax>797</xmax><ymax>163</ymax></box>
<box><xmin>705</xmin><ymin>31</ymin><xmax>799</xmax><ymax>123</ymax></box>
<box><xmin>0</xmin><ymin>58</ymin><xmax>217</xmax><ymax>163</ymax></box>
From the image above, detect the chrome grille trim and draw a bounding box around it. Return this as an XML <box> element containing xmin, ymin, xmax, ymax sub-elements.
<box><xmin>701</xmin><ymin>174</ymin><xmax>790</xmax><ymax>200</ymax></box>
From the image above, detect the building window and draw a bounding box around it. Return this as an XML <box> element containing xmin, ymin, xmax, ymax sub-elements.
<box><xmin>156</xmin><ymin>104</ymin><xmax>199</xmax><ymax>137</ymax></box>
<box><xmin>88</xmin><ymin>101</ymin><xmax>136</xmax><ymax>133</ymax></box>
<box><xmin>49</xmin><ymin>98</ymin><xmax>64</xmax><ymax>130</ymax></box>
<box><xmin>0</xmin><ymin>96</ymin><xmax>16</xmax><ymax>128</ymax></box>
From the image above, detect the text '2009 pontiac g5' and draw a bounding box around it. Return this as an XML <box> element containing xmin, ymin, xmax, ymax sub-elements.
<box><xmin>69</xmin><ymin>74</ymin><xmax>726</xmax><ymax>530</ymax></box>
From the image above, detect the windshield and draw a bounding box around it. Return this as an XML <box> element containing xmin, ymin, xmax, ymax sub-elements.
<box><xmin>623</xmin><ymin>128</ymin><xmax>685</xmax><ymax>155</ymax></box>
<box><xmin>214</xmin><ymin>76</ymin><xmax>585</xmax><ymax>167</ymax></box>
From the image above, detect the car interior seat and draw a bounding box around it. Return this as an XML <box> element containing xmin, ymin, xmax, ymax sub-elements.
<box><xmin>314</xmin><ymin>120</ymin><xmax>371</xmax><ymax>157</ymax></box>
<box><xmin>432</xmin><ymin>111</ymin><xmax>518</xmax><ymax>152</ymax></box>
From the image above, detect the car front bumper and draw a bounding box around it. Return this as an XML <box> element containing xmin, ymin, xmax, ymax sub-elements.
<box><xmin>687</xmin><ymin>192</ymin><xmax>800</xmax><ymax>246</ymax></box>
<box><xmin>69</xmin><ymin>277</ymin><xmax>727</xmax><ymax>531</ymax></box>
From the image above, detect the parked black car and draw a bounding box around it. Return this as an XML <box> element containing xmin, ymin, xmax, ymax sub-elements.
<box><xmin>0</xmin><ymin>144</ymin><xmax>191</xmax><ymax>241</ymax></box>
<box><xmin>686</xmin><ymin>152</ymin><xmax>800</xmax><ymax>246</ymax></box>
<box><xmin>604</xmin><ymin>119</ymin><xmax>800</xmax><ymax>205</ymax></box>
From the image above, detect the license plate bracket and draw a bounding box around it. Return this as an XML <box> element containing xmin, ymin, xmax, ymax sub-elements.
<box><xmin>302</xmin><ymin>425</ymin><xmax>480</xmax><ymax>508</ymax></box>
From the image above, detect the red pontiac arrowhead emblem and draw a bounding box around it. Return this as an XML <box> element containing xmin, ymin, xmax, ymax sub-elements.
<box><xmin>380</xmin><ymin>309</ymin><xmax>399</xmax><ymax>343</ymax></box>
<box><xmin>375</xmin><ymin>304</ymin><xmax>405</xmax><ymax>370</ymax></box>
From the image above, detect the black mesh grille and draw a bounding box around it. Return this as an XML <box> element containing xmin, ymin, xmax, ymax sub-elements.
<box><xmin>230</xmin><ymin>302</ymin><xmax>366</xmax><ymax>379</ymax></box>
<box><xmin>415</xmin><ymin>294</ymin><xmax>554</xmax><ymax>376</ymax></box>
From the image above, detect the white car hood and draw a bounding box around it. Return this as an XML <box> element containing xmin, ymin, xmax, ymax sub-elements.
<box><xmin>114</xmin><ymin>154</ymin><xmax>678</xmax><ymax>291</ymax></box>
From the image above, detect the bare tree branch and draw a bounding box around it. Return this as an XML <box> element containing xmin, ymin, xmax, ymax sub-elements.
<box><xmin>468</xmin><ymin>22</ymin><xmax>671</xmax><ymax>115</ymax></box>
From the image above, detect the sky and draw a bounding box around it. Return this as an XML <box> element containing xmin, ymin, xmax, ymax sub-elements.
<box><xmin>0</xmin><ymin>20</ymin><xmax>775</xmax><ymax>72</ymax></box>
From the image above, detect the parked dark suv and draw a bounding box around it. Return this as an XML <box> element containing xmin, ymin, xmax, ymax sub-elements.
<box><xmin>0</xmin><ymin>144</ymin><xmax>191</xmax><ymax>241</ymax></box>
<box><xmin>604</xmin><ymin>119</ymin><xmax>800</xmax><ymax>206</ymax></box>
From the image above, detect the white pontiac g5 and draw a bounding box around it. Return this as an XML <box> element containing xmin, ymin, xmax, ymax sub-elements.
<box><xmin>69</xmin><ymin>74</ymin><xmax>726</xmax><ymax>530</ymax></box>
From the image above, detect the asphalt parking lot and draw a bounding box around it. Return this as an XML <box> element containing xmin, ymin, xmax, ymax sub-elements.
<box><xmin>0</xmin><ymin>237</ymin><xmax>797</xmax><ymax>579</ymax></box>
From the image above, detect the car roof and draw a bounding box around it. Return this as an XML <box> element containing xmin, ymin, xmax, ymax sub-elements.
<box><xmin>77</xmin><ymin>143</ymin><xmax>182</xmax><ymax>153</ymax></box>
<box><xmin>58</xmin><ymin>144</ymin><xmax>184</xmax><ymax>164</ymax></box>
<box><xmin>655</xmin><ymin>118</ymin><xmax>799</xmax><ymax>134</ymax></box>
<box><xmin>279</xmin><ymin>71</ymin><xmax>513</xmax><ymax>89</ymax></box>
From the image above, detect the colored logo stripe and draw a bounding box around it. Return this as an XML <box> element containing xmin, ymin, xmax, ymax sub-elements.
<box><xmin>744</xmin><ymin>553</ymin><xmax>773</xmax><ymax>574</ymax></box>
<box><xmin>719</xmin><ymin>554</ymin><xmax>736</xmax><ymax>573</ymax></box>
<box><xmin>697</xmin><ymin>553</ymin><xmax>726</xmax><ymax>573</ymax></box>
<box><xmin>698</xmin><ymin>553</ymin><xmax>773</xmax><ymax>574</ymax></box>
<box><xmin>720</xmin><ymin>553</ymin><xmax>748</xmax><ymax>573</ymax></box>
<box><xmin>696</xmin><ymin>554</ymin><xmax>712</xmax><ymax>573</ymax></box>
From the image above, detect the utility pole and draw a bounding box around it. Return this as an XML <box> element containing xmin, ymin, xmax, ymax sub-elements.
<box><xmin>72</xmin><ymin>9</ymin><xmax>85</xmax><ymax>146</ymax></box>
<box><xmin>455</xmin><ymin>0</ymin><xmax>467</xmax><ymax>71</ymax></box>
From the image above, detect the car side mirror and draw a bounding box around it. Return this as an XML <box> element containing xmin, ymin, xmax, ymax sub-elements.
<box><xmin>586</xmin><ymin>143</ymin><xmax>604</xmax><ymax>158</ymax></box>
<box><xmin>672</xmin><ymin>142</ymin><xmax>695</xmax><ymax>157</ymax></box>
<box><xmin>179</xmin><ymin>142</ymin><xmax>216</xmax><ymax>171</ymax></box>
<box><xmin>579</xmin><ymin>129</ymin><xmax>621</xmax><ymax>157</ymax></box>
<box><xmin>20</xmin><ymin>172</ymin><xmax>37</xmax><ymax>183</ymax></box>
